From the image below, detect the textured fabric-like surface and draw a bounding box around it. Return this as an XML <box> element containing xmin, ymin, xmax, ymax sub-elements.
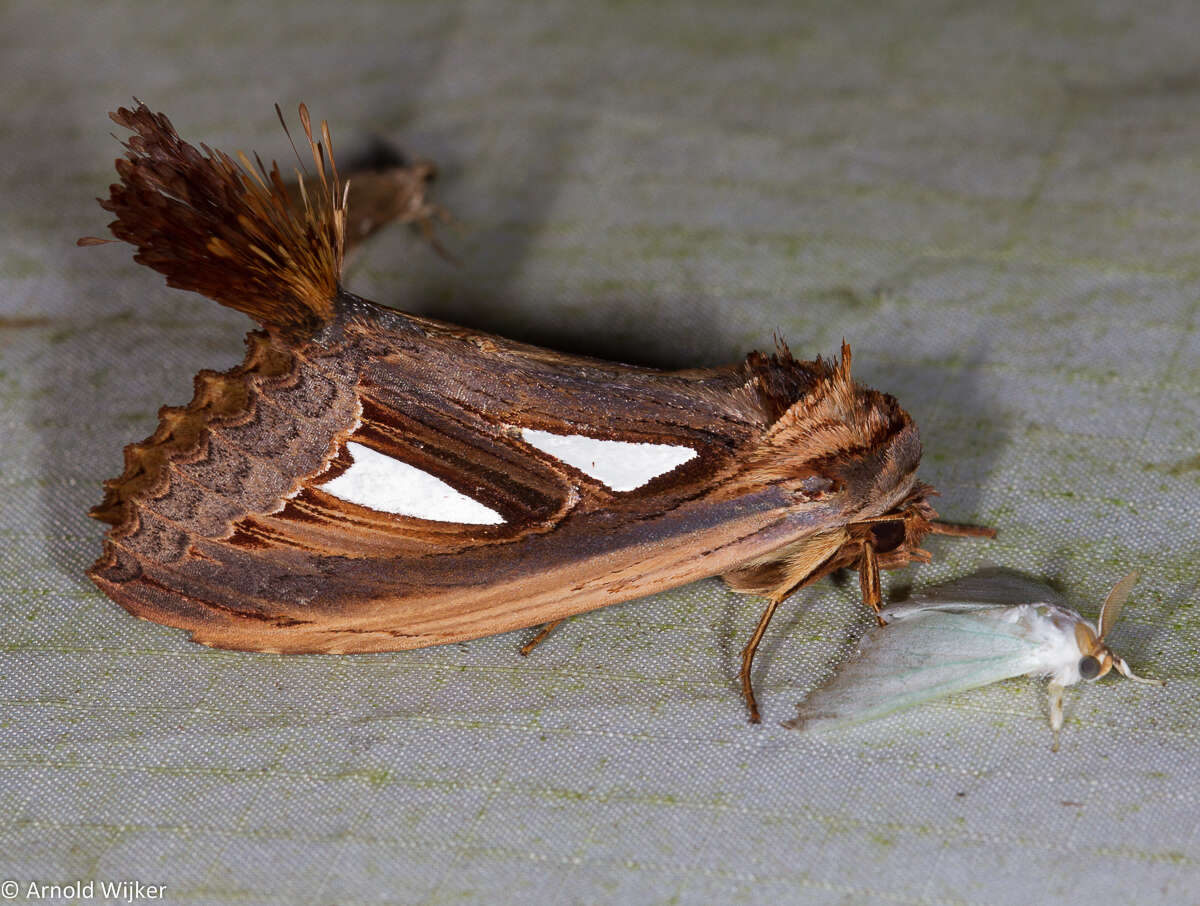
<box><xmin>1</xmin><ymin>2</ymin><xmax>1198</xmax><ymax>904</ymax></box>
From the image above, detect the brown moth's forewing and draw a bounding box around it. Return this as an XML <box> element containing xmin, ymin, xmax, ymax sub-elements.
<box><xmin>92</xmin><ymin>300</ymin><xmax>922</xmax><ymax>653</ymax></box>
<box><xmin>86</xmin><ymin>102</ymin><xmax>988</xmax><ymax>720</ymax></box>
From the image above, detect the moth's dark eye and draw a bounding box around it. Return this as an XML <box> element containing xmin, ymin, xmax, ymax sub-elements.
<box><xmin>869</xmin><ymin>521</ymin><xmax>905</xmax><ymax>553</ymax></box>
<box><xmin>1078</xmin><ymin>655</ymin><xmax>1102</xmax><ymax>680</ymax></box>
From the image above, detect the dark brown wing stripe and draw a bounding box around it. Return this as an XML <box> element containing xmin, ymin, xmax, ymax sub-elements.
<box><xmin>351</xmin><ymin>394</ymin><xmax>575</xmax><ymax>523</ymax></box>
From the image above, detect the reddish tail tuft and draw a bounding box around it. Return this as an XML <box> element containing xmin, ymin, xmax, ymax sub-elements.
<box><xmin>89</xmin><ymin>101</ymin><xmax>346</xmax><ymax>333</ymax></box>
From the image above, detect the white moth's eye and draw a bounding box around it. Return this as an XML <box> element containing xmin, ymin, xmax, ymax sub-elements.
<box><xmin>1078</xmin><ymin>655</ymin><xmax>1102</xmax><ymax>680</ymax></box>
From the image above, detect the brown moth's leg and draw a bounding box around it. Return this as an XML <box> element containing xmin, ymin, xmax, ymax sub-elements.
<box><xmin>734</xmin><ymin>520</ymin><xmax>992</xmax><ymax>721</ymax></box>
<box><xmin>859</xmin><ymin>543</ymin><xmax>885</xmax><ymax>626</ymax></box>
<box><xmin>520</xmin><ymin>619</ymin><xmax>564</xmax><ymax>657</ymax></box>
<box><xmin>740</xmin><ymin>596</ymin><xmax>784</xmax><ymax>724</ymax></box>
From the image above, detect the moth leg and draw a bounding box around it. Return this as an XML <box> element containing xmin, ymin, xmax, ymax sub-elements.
<box><xmin>1048</xmin><ymin>681</ymin><xmax>1064</xmax><ymax>752</ymax></box>
<box><xmin>858</xmin><ymin>542</ymin><xmax>885</xmax><ymax>626</ymax></box>
<box><xmin>740</xmin><ymin>597</ymin><xmax>784</xmax><ymax>724</ymax></box>
<box><xmin>519</xmin><ymin>619</ymin><xmax>564</xmax><ymax>657</ymax></box>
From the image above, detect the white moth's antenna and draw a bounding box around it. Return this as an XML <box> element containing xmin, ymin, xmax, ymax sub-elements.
<box><xmin>1098</xmin><ymin>569</ymin><xmax>1140</xmax><ymax>641</ymax></box>
<box><xmin>1113</xmin><ymin>657</ymin><xmax>1164</xmax><ymax>686</ymax></box>
<box><xmin>1097</xmin><ymin>570</ymin><xmax>1164</xmax><ymax>687</ymax></box>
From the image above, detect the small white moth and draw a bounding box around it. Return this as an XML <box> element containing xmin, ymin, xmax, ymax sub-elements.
<box><xmin>783</xmin><ymin>569</ymin><xmax>1163</xmax><ymax>748</ymax></box>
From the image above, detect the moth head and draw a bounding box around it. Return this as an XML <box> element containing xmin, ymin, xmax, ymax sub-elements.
<box><xmin>850</xmin><ymin>487</ymin><xmax>939</xmax><ymax>564</ymax></box>
<box><xmin>866</xmin><ymin>517</ymin><xmax>907</xmax><ymax>554</ymax></box>
<box><xmin>1070</xmin><ymin>570</ymin><xmax>1162</xmax><ymax>686</ymax></box>
<box><xmin>750</xmin><ymin>341</ymin><xmax>923</xmax><ymax>513</ymax></box>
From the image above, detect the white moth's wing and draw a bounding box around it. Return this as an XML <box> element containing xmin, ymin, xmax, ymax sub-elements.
<box><xmin>907</xmin><ymin>568</ymin><xmax>1065</xmax><ymax>609</ymax></box>
<box><xmin>785</xmin><ymin>607</ymin><xmax>1046</xmax><ymax>732</ymax></box>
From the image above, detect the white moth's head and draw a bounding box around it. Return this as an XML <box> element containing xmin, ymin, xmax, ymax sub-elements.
<box><xmin>1068</xmin><ymin>570</ymin><xmax>1161</xmax><ymax>688</ymax></box>
<box><xmin>1045</xmin><ymin>569</ymin><xmax>1162</xmax><ymax>751</ymax></box>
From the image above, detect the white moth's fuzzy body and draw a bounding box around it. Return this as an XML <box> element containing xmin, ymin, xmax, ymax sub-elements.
<box><xmin>881</xmin><ymin>601</ymin><xmax>1091</xmax><ymax>685</ymax></box>
<box><xmin>1016</xmin><ymin>604</ymin><xmax>1093</xmax><ymax>685</ymax></box>
<box><xmin>785</xmin><ymin>570</ymin><xmax>1161</xmax><ymax>746</ymax></box>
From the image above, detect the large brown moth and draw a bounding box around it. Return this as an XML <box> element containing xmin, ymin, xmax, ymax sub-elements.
<box><xmin>83</xmin><ymin>102</ymin><xmax>992</xmax><ymax>722</ymax></box>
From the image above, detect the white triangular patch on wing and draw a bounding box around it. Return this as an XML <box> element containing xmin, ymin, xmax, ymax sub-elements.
<box><xmin>520</xmin><ymin>429</ymin><xmax>697</xmax><ymax>492</ymax></box>
<box><xmin>321</xmin><ymin>442</ymin><xmax>504</xmax><ymax>524</ymax></box>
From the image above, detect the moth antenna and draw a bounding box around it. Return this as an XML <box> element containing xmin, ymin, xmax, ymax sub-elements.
<box><xmin>1099</xmin><ymin>569</ymin><xmax>1140</xmax><ymax>641</ymax></box>
<box><xmin>1073</xmin><ymin>621</ymin><xmax>1101</xmax><ymax>657</ymax></box>
<box><xmin>1112</xmin><ymin>657</ymin><xmax>1164</xmax><ymax>686</ymax></box>
<box><xmin>927</xmin><ymin>520</ymin><xmax>997</xmax><ymax>538</ymax></box>
<box><xmin>86</xmin><ymin>101</ymin><xmax>345</xmax><ymax>333</ymax></box>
